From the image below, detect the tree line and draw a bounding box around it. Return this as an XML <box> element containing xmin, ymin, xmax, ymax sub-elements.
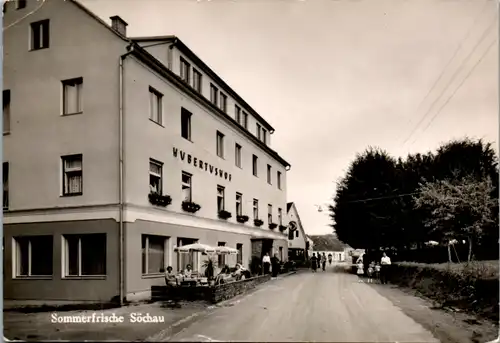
<box><xmin>329</xmin><ymin>138</ymin><xmax>499</xmax><ymax>262</ymax></box>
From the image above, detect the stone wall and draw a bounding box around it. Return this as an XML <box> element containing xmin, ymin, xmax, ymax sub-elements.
<box><xmin>210</xmin><ymin>275</ymin><xmax>271</xmax><ymax>303</ymax></box>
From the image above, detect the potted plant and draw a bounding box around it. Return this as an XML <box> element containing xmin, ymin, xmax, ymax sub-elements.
<box><xmin>148</xmin><ymin>192</ymin><xmax>172</xmax><ymax>207</ymax></box>
<box><xmin>279</xmin><ymin>225</ymin><xmax>287</xmax><ymax>232</ymax></box>
<box><xmin>236</xmin><ymin>215</ymin><xmax>249</xmax><ymax>223</ymax></box>
<box><xmin>269</xmin><ymin>222</ymin><xmax>278</xmax><ymax>230</ymax></box>
<box><xmin>218</xmin><ymin>210</ymin><xmax>232</xmax><ymax>220</ymax></box>
<box><xmin>182</xmin><ymin>200</ymin><xmax>201</xmax><ymax>213</ymax></box>
<box><xmin>254</xmin><ymin>218</ymin><xmax>264</xmax><ymax>227</ymax></box>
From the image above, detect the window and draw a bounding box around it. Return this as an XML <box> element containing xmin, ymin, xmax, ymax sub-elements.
<box><xmin>182</xmin><ymin>172</ymin><xmax>192</xmax><ymax>202</ymax></box>
<box><xmin>62</xmin><ymin>154</ymin><xmax>83</xmax><ymax>196</ymax></box>
<box><xmin>278</xmin><ymin>208</ymin><xmax>282</xmax><ymax>225</ymax></box>
<box><xmin>235</xmin><ymin>144</ymin><xmax>242</xmax><ymax>168</ymax></box>
<box><xmin>62</xmin><ymin>77</ymin><xmax>83</xmax><ymax>115</ymax></box>
<box><xmin>17</xmin><ymin>0</ymin><xmax>27</xmax><ymax>9</ymax></box>
<box><xmin>220</xmin><ymin>93</ymin><xmax>227</xmax><ymax>113</ymax></box>
<box><xmin>256</xmin><ymin>123</ymin><xmax>261</xmax><ymax>140</ymax></box>
<box><xmin>218</xmin><ymin>242</ymin><xmax>226</xmax><ymax>267</ymax></box>
<box><xmin>268</xmin><ymin>204</ymin><xmax>273</xmax><ymax>223</ymax></box>
<box><xmin>210</xmin><ymin>84</ymin><xmax>218</xmax><ymax>106</ymax></box>
<box><xmin>14</xmin><ymin>235</ymin><xmax>53</xmax><ymax>277</ymax></box>
<box><xmin>217</xmin><ymin>185</ymin><xmax>225</xmax><ymax>212</ymax></box>
<box><xmin>216</xmin><ymin>131</ymin><xmax>225</xmax><ymax>158</ymax></box>
<box><xmin>235</xmin><ymin>105</ymin><xmax>241</xmax><ymax>124</ymax></box>
<box><xmin>242</xmin><ymin>112</ymin><xmax>248</xmax><ymax>129</ymax></box>
<box><xmin>30</xmin><ymin>19</ymin><xmax>50</xmax><ymax>50</ymax></box>
<box><xmin>63</xmin><ymin>234</ymin><xmax>106</xmax><ymax>276</ymax></box>
<box><xmin>181</xmin><ymin>108</ymin><xmax>192</xmax><ymax>141</ymax></box>
<box><xmin>262</xmin><ymin>129</ymin><xmax>267</xmax><ymax>144</ymax></box>
<box><xmin>236</xmin><ymin>192</ymin><xmax>242</xmax><ymax>216</ymax></box>
<box><xmin>180</xmin><ymin>57</ymin><xmax>190</xmax><ymax>84</ymax></box>
<box><xmin>267</xmin><ymin>165</ymin><xmax>272</xmax><ymax>184</ymax></box>
<box><xmin>3</xmin><ymin>162</ymin><xmax>8</xmax><ymax>210</ymax></box>
<box><xmin>193</xmin><ymin>69</ymin><xmax>202</xmax><ymax>92</ymax></box>
<box><xmin>3</xmin><ymin>90</ymin><xmax>10</xmax><ymax>134</ymax></box>
<box><xmin>296</xmin><ymin>231</ymin><xmax>299</xmax><ymax>238</ymax></box>
<box><xmin>279</xmin><ymin>247</ymin><xmax>283</xmax><ymax>261</ymax></box>
<box><xmin>149</xmin><ymin>86</ymin><xmax>163</xmax><ymax>125</ymax></box>
<box><xmin>142</xmin><ymin>235</ymin><xmax>167</xmax><ymax>275</ymax></box>
<box><xmin>236</xmin><ymin>243</ymin><xmax>243</xmax><ymax>265</ymax></box>
<box><xmin>149</xmin><ymin>159</ymin><xmax>162</xmax><ymax>194</ymax></box>
<box><xmin>252</xmin><ymin>155</ymin><xmax>258</xmax><ymax>176</ymax></box>
<box><xmin>288</xmin><ymin>229</ymin><xmax>294</xmax><ymax>240</ymax></box>
<box><xmin>277</xmin><ymin>171</ymin><xmax>282</xmax><ymax>190</ymax></box>
<box><xmin>177</xmin><ymin>237</ymin><xmax>198</xmax><ymax>272</ymax></box>
<box><xmin>253</xmin><ymin>199</ymin><xmax>259</xmax><ymax>219</ymax></box>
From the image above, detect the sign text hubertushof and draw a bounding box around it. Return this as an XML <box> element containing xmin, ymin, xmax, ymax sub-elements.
<box><xmin>173</xmin><ymin>147</ymin><xmax>232</xmax><ymax>182</ymax></box>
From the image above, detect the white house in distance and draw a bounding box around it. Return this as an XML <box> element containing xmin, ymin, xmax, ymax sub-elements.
<box><xmin>286</xmin><ymin>202</ymin><xmax>308</xmax><ymax>262</ymax></box>
<box><xmin>309</xmin><ymin>235</ymin><xmax>348</xmax><ymax>262</ymax></box>
<box><xmin>3</xmin><ymin>0</ymin><xmax>291</xmax><ymax>304</ymax></box>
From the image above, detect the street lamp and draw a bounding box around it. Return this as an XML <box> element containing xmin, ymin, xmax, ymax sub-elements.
<box><xmin>314</xmin><ymin>204</ymin><xmax>330</xmax><ymax>213</ymax></box>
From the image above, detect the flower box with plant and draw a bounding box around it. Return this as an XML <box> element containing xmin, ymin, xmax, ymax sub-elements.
<box><xmin>182</xmin><ymin>201</ymin><xmax>201</xmax><ymax>213</ymax></box>
<box><xmin>218</xmin><ymin>210</ymin><xmax>232</xmax><ymax>220</ymax></box>
<box><xmin>269</xmin><ymin>222</ymin><xmax>278</xmax><ymax>230</ymax></box>
<box><xmin>279</xmin><ymin>225</ymin><xmax>287</xmax><ymax>232</ymax></box>
<box><xmin>148</xmin><ymin>192</ymin><xmax>172</xmax><ymax>207</ymax></box>
<box><xmin>254</xmin><ymin>218</ymin><xmax>264</xmax><ymax>227</ymax></box>
<box><xmin>237</xmin><ymin>215</ymin><xmax>249</xmax><ymax>223</ymax></box>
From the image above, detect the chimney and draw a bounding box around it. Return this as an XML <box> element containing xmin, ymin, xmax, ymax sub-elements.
<box><xmin>110</xmin><ymin>16</ymin><xmax>128</xmax><ymax>37</ymax></box>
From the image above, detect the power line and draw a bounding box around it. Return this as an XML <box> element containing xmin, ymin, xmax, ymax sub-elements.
<box><xmin>332</xmin><ymin>192</ymin><xmax>421</xmax><ymax>205</ymax></box>
<box><xmin>398</xmin><ymin>0</ymin><xmax>491</xmax><ymax>144</ymax></box>
<box><xmin>3</xmin><ymin>0</ymin><xmax>46</xmax><ymax>31</ymax></box>
<box><xmin>402</xmin><ymin>15</ymin><xmax>498</xmax><ymax>146</ymax></box>
<box><xmin>411</xmin><ymin>38</ymin><xmax>497</xmax><ymax>144</ymax></box>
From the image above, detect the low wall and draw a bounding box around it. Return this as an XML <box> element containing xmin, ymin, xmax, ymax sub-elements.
<box><xmin>151</xmin><ymin>275</ymin><xmax>272</xmax><ymax>304</ymax></box>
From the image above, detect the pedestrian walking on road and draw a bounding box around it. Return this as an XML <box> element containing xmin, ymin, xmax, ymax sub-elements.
<box><xmin>380</xmin><ymin>252</ymin><xmax>391</xmax><ymax>284</ymax></box>
<box><xmin>271</xmin><ymin>253</ymin><xmax>280</xmax><ymax>278</ymax></box>
<box><xmin>321</xmin><ymin>253</ymin><xmax>327</xmax><ymax>271</ymax></box>
<box><xmin>328</xmin><ymin>253</ymin><xmax>332</xmax><ymax>265</ymax></box>
<box><xmin>356</xmin><ymin>260</ymin><xmax>364</xmax><ymax>282</ymax></box>
<box><xmin>311</xmin><ymin>253</ymin><xmax>318</xmax><ymax>272</ymax></box>
<box><xmin>262</xmin><ymin>253</ymin><xmax>271</xmax><ymax>275</ymax></box>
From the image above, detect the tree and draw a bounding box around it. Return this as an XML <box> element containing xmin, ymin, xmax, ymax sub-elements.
<box><xmin>414</xmin><ymin>175</ymin><xmax>497</xmax><ymax>262</ymax></box>
<box><xmin>329</xmin><ymin>147</ymin><xmax>400</xmax><ymax>250</ymax></box>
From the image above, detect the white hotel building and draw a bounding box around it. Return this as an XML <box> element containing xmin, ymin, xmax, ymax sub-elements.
<box><xmin>3</xmin><ymin>0</ymin><xmax>291</xmax><ymax>303</ymax></box>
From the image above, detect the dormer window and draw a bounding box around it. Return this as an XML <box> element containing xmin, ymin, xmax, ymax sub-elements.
<box><xmin>180</xmin><ymin>58</ymin><xmax>190</xmax><ymax>85</ymax></box>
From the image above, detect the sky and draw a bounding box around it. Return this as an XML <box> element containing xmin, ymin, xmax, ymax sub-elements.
<box><xmin>81</xmin><ymin>0</ymin><xmax>499</xmax><ymax>236</ymax></box>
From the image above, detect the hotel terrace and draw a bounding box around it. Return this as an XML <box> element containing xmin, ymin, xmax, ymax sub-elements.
<box><xmin>3</xmin><ymin>0</ymin><xmax>291</xmax><ymax>303</ymax></box>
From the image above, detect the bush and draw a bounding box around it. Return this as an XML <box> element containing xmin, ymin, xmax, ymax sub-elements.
<box><xmin>388</xmin><ymin>261</ymin><xmax>499</xmax><ymax>322</ymax></box>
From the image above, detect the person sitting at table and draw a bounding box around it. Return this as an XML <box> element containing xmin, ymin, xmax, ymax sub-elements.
<box><xmin>183</xmin><ymin>264</ymin><xmax>193</xmax><ymax>278</ymax></box>
<box><xmin>232</xmin><ymin>264</ymin><xmax>243</xmax><ymax>280</ymax></box>
<box><xmin>162</xmin><ymin>266</ymin><xmax>177</xmax><ymax>287</ymax></box>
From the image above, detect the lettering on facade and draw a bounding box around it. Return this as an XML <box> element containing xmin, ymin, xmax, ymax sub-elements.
<box><xmin>173</xmin><ymin>147</ymin><xmax>232</xmax><ymax>182</ymax></box>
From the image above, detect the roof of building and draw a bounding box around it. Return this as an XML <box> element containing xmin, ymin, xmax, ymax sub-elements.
<box><xmin>309</xmin><ymin>234</ymin><xmax>347</xmax><ymax>252</ymax></box>
<box><xmin>286</xmin><ymin>202</ymin><xmax>306</xmax><ymax>235</ymax></box>
<box><xmin>67</xmin><ymin>1</ymin><xmax>290</xmax><ymax>168</ymax></box>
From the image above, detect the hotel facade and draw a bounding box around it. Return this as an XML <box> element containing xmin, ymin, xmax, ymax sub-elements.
<box><xmin>3</xmin><ymin>0</ymin><xmax>291</xmax><ymax>303</ymax></box>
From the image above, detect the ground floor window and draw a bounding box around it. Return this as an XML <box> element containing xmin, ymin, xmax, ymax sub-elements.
<box><xmin>63</xmin><ymin>233</ymin><xmax>106</xmax><ymax>277</ymax></box>
<box><xmin>142</xmin><ymin>235</ymin><xmax>168</xmax><ymax>275</ymax></box>
<box><xmin>236</xmin><ymin>243</ymin><xmax>243</xmax><ymax>265</ymax></box>
<box><xmin>177</xmin><ymin>237</ymin><xmax>198</xmax><ymax>272</ymax></box>
<box><xmin>14</xmin><ymin>235</ymin><xmax>53</xmax><ymax>277</ymax></box>
<box><xmin>218</xmin><ymin>242</ymin><xmax>226</xmax><ymax>267</ymax></box>
<box><xmin>279</xmin><ymin>247</ymin><xmax>283</xmax><ymax>261</ymax></box>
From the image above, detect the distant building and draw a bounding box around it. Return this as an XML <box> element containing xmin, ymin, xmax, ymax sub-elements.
<box><xmin>309</xmin><ymin>235</ymin><xmax>348</xmax><ymax>262</ymax></box>
<box><xmin>286</xmin><ymin>202</ymin><xmax>308</xmax><ymax>261</ymax></box>
<box><xmin>3</xmin><ymin>0</ymin><xmax>291</xmax><ymax>303</ymax></box>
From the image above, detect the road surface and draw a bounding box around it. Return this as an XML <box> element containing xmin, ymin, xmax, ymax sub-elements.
<box><xmin>165</xmin><ymin>265</ymin><xmax>439</xmax><ymax>342</ymax></box>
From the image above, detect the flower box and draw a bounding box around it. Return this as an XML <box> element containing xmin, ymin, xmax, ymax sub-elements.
<box><xmin>182</xmin><ymin>201</ymin><xmax>201</xmax><ymax>213</ymax></box>
<box><xmin>254</xmin><ymin>218</ymin><xmax>264</xmax><ymax>227</ymax></box>
<box><xmin>148</xmin><ymin>192</ymin><xmax>172</xmax><ymax>207</ymax></box>
<box><xmin>237</xmin><ymin>215</ymin><xmax>249</xmax><ymax>223</ymax></box>
<box><xmin>279</xmin><ymin>225</ymin><xmax>287</xmax><ymax>232</ymax></box>
<box><xmin>218</xmin><ymin>210</ymin><xmax>232</xmax><ymax>220</ymax></box>
<box><xmin>269</xmin><ymin>222</ymin><xmax>278</xmax><ymax>230</ymax></box>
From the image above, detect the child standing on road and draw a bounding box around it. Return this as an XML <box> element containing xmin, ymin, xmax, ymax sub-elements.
<box><xmin>367</xmin><ymin>262</ymin><xmax>374</xmax><ymax>283</ymax></box>
<box><xmin>356</xmin><ymin>261</ymin><xmax>364</xmax><ymax>282</ymax></box>
<box><xmin>374</xmin><ymin>262</ymin><xmax>381</xmax><ymax>283</ymax></box>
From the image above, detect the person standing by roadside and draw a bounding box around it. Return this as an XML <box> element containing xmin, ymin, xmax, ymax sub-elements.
<box><xmin>321</xmin><ymin>253</ymin><xmax>327</xmax><ymax>271</ymax></box>
<box><xmin>374</xmin><ymin>262</ymin><xmax>381</xmax><ymax>283</ymax></box>
<box><xmin>328</xmin><ymin>253</ymin><xmax>333</xmax><ymax>265</ymax></box>
<box><xmin>311</xmin><ymin>253</ymin><xmax>318</xmax><ymax>272</ymax></box>
<box><xmin>262</xmin><ymin>252</ymin><xmax>271</xmax><ymax>275</ymax></box>
<box><xmin>380</xmin><ymin>252</ymin><xmax>391</xmax><ymax>284</ymax></box>
<box><xmin>271</xmin><ymin>253</ymin><xmax>280</xmax><ymax>279</ymax></box>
